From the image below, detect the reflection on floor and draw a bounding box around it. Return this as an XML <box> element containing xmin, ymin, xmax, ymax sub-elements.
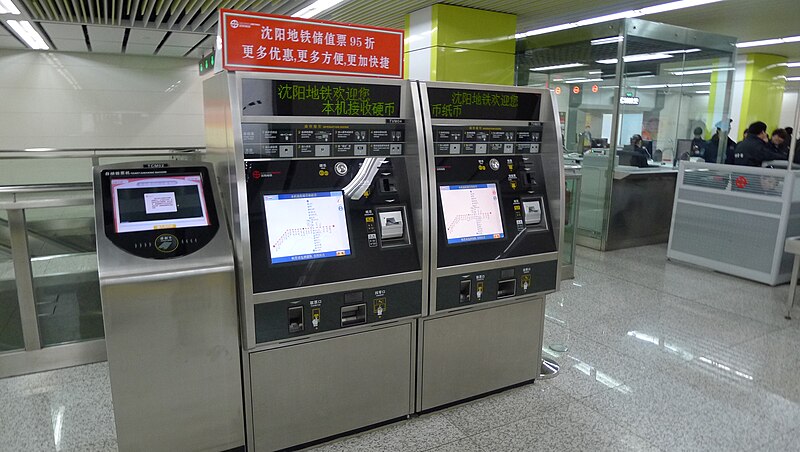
<box><xmin>2</xmin><ymin>244</ymin><xmax>800</xmax><ymax>451</ymax></box>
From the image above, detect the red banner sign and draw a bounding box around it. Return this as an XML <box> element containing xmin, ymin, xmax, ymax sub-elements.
<box><xmin>220</xmin><ymin>9</ymin><xmax>404</xmax><ymax>78</ymax></box>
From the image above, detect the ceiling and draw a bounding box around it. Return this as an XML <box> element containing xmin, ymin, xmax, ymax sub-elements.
<box><xmin>0</xmin><ymin>0</ymin><xmax>798</xmax><ymax>70</ymax></box>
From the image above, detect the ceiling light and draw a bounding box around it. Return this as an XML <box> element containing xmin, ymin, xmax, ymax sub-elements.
<box><xmin>589</xmin><ymin>70</ymin><xmax>602</xmax><ymax>74</ymax></box>
<box><xmin>564</xmin><ymin>78</ymin><xmax>603</xmax><ymax>83</ymax></box>
<box><xmin>737</xmin><ymin>35</ymin><xmax>800</xmax><ymax>48</ymax></box>
<box><xmin>786</xmin><ymin>62</ymin><xmax>800</xmax><ymax>68</ymax></box>
<box><xmin>0</xmin><ymin>0</ymin><xmax>21</xmax><ymax>14</ymax></box>
<box><xmin>529</xmin><ymin>63</ymin><xmax>586</xmax><ymax>71</ymax></box>
<box><xmin>634</xmin><ymin>81</ymin><xmax>711</xmax><ymax>89</ymax></box>
<box><xmin>663</xmin><ymin>48</ymin><xmax>701</xmax><ymax>54</ymax></box>
<box><xmin>291</xmin><ymin>0</ymin><xmax>346</xmax><ymax>19</ymax></box>
<box><xmin>671</xmin><ymin>67</ymin><xmax>733</xmax><ymax>76</ymax></box>
<box><xmin>597</xmin><ymin>53</ymin><xmax>673</xmax><ymax>64</ymax></box>
<box><xmin>516</xmin><ymin>0</ymin><xmax>724</xmax><ymax>39</ymax></box>
<box><xmin>788</xmin><ymin>77</ymin><xmax>800</xmax><ymax>82</ymax></box>
<box><xmin>695</xmin><ymin>90</ymin><xmax>710</xmax><ymax>94</ymax></box>
<box><xmin>591</xmin><ymin>36</ymin><xmax>624</xmax><ymax>45</ymax></box>
<box><xmin>6</xmin><ymin>20</ymin><xmax>48</xmax><ymax>50</ymax></box>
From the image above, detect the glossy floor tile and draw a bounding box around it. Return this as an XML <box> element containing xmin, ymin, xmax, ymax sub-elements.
<box><xmin>2</xmin><ymin>243</ymin><xmax>800</xmax><ymax>451</ymax></box>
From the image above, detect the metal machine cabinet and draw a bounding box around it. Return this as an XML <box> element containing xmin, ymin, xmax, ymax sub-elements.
<box><xmin>203</xmin><ymin>72</ymin><xmax>429</xmax><ymax>451</ymax></box>
<box><xmin>93</xmin><ymin>162</ymin><xmax>244</xmax><ymax>452</ymax></box>
<box><xmin>415</xmin><ymin>81</ymin><xmax>564</xmax><ymax>411</ymax></box>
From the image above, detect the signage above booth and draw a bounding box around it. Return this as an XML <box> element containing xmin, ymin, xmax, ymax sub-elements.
<box><xmin>220</xmin><ymin>9</ymin><xmax>404</xmax><ymax>78</ymax></box>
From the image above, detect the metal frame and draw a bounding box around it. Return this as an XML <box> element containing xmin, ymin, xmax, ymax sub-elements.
<box><xmin>561</xmin><ymin>169</ymin><xmax>582</xmax><ymax>280</ymax></box>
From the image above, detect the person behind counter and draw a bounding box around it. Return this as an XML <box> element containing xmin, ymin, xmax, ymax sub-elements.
<box><xmin>733</xmin><ymin>121</ymin><xmax>786</xmax><ymax>167</ymax></box>
<box><xmin>630</xmin><ymin>134</ymin><xmax>651</xmax><ymax>158</ymax></box>
<box><xmin>690</xmin><ymin>127</ymin><xmax>706</xmax><ymax>158</ymax></box>
<box><xmin>771</xmin><ymin>128</ymin><xmax>789</xmax><ymax>155</ymax></box>
<box><xmin>707</xmin><ymin>126</ymin><xmax>736</xmax><ymax>164</ymax></box>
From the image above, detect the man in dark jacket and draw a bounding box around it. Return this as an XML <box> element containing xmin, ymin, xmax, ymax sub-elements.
<box><xmin>706</xmin><ymin>127</ymin><xmax>736</xmax><ymax>164</ymax></box>
<box><xmin>733</xmin><ymin>121</ymin><xmax>786</xmax><ymax>167</ymax></box>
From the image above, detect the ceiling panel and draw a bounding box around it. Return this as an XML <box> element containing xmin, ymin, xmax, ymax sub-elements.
<box><xmin>0</xmin><ymin>35</ymin><xmax>25</xmax><ymax>49</ymax></box>
<box><xmin>86</xmin><ymin>25</ymin><xmax>125</xmax><ymax>42</ymax></box>
<box><xmin>163</xmin><ymin>31</ymin><xmax>205</xmax><ymax>47</ymax></box>
<box><xmin>157</xmin><ymin>45</ymin><xmax>191</xmax><ymax>57</ymax></box>
<box><xmin>4</xmin><ymin>0</ymin><xmax>799</xmax><ymax>60</ymax></box>
<box><xmin>91</xmin><ymin>40</ymin><xmax>123</xmax><ymax>53</ymax></box>
<box><xmin>128</xmin><ymin>29</ymin><xmax>166</xmax><ymax>45</ymax></box>
<box><xmin>53</xmin><ymin>37</ymin><xmax>88</xmax><ymax>51</ymax></box>
<box><xmin>40</xmin><ymin>23</ymin><xmax>85</xmax><ymax>39</ymax></box>
<box><xmin>125</xmin><ymin>43</ymin><xmax>158</xmax><ymax>55</ymax></box>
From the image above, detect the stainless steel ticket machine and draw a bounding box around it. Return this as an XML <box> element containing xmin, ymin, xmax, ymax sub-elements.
<box><xmin>203</xmin><ymin>73</ymin><xmax>428</xmax><ymax>450</ymax></box>
<box><xmin>416</xmin><ymin>81</ymin><xmax>564</xmax><ymax>410</ymax></box>
<box><xmin>93</xmin><ymin>162</ymin><xmax>244</xmax><ymax>451</ymax></box>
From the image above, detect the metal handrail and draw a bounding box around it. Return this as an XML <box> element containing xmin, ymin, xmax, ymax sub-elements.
<box><xmin>0</xmin><ymin>183</ymin><xmax>92</xmax><ymax>194</ymax></box>
<box><xmin>0</xmin><ymin>147</ymin><xmax>205</xmax><ymax>159</ymax></box>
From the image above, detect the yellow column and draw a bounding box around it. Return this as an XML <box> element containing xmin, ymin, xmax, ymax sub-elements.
<box><xmin>736</xmin><ymin>53</ymin><xmax>787</xmax><ymax>138</ymax></box>
<box><xmin>404</xmin><ymin>4</ymin><xmax>516</xmax><ymax>85</ymax></box>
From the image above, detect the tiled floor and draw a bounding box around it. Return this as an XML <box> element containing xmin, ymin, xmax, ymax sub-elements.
<box><xmin>3</xmin><ymin>244</ymin><xmax>800</xmax><ymax>451</ymax></box>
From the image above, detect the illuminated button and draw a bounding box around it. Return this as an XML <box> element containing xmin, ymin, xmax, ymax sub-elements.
<box><xmin>154</xmin><ymin>234</ymin><xmax>179</xmax><ymax>253</ymax></box>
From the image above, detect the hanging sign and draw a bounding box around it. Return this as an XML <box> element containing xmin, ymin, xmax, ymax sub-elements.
<box><xmin>220</xmin><ymin>9</ymin><xmax>404</xmax><ymax>78</ymax></box>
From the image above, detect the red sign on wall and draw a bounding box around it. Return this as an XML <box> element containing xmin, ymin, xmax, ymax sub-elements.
<box><xmin>220</xmin><ymin>9</ymin><xmax>404</xmax><ymax>78</ymax></box>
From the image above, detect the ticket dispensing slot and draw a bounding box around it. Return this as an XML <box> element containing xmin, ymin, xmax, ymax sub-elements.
<box><xmin>288</xmin><ymin>306</ymin><xmax>304</xmax><ymax>333</ymax></box>
<box><xmin>523</xmin><ymin>200</ymin><xmax>542</xmax><ymax>226</ymax></box>
<box><xmin>459</xmin><ymin>280</ymin><xmax>471</xmax><ymax>303</ymax></box>
<box><xmin>377</xmin><ymin>207</ymin><xmax>409</xmax><ymax>246</ymax></box>
<box><xmin>341</xmin><ymin>304</ymin><xmax>367</xmax><ymax>327</ymax></box>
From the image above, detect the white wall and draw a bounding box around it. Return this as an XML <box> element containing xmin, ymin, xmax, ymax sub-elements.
<box><xmin>780</xmin><ymin>91</ymin><xmax>799</xmax><ymax>130</ymax></box>
<box><xmin>0</xmin><ymin>49</ymin><xmax>205</xmax><ymax>150</ymax></box>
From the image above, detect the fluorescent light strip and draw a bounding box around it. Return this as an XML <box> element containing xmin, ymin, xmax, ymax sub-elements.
<box><xmin>737</xmin><ymin>35</ymin><xmax>800</xmax><ymax>48</ymax></box>
<box><xmin>672</xmin><ymin>67</ymin><xmax>733</xmax><ymax>76</ymax></box>
<box><xmin>597</xmin><ymin>53</ymin><xmax>674</xmax><ymax>64</ymax></box>
<box><xmin>564</xmin><ymin>78</ymin><xmax>603</xmax><ymax>83</ymax></box>
<box><xmin>589</xmin><ymin>70</ymin><xmax>602</xmax><ymax>74</ymax></box>
<box><xmin>635</xmin><ymin>81</ymin><xmax>711</xmax><ymax>89</ymax></box>
<box><xmin>591</xmin><ymin>36</ymin><xmax>624</xmax><ymax>45</ymax></box>
<box><xmin>516</xmin><ymin>0</ymin><xmax>724</xmax><ymax>39</ymax></box>
<box><xmin>695</xmin><ymin>90</ymin><xmax>711</xmax><ymax>94</ymax></box>
<box><xmin>0</xmin><ymin>0</ymin><xmax>21</xmax><ymax>14</ymax></box>
<box><xmin>291</xmin><ymin>0</ymin><xmax>345</xmax><ymax>19</ymax></box>
<box><xmin>663</xmin><ymin>48</ymin><xmax>701</xmax><ymax>54</ymax></box>
<box><xmin>785</xmin><ymin>62</ymin><xmax>800</xmax><ymax>68</ymax></box>
<box><xmin>6</xmin><ymin>20</ymin><xmax>48</xmax><ymax>50</ymax></box>
<box><xmin>788</xmin><ymin>77</ymin><xmax>800</xmax><ymax>82</ymax></box>
<box><xmin>529</xmin><ymin>63</ymin><xmax>586</xmax><ymax>72</ymax></box>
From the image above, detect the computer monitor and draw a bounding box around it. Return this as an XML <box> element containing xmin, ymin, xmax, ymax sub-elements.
<box><xmin>591</xmin><ymin>138</ymin><xmax>608</xmax><ymax>148</ymax></box>
<box><xmin>617</xmin><ymin>150</ymin><xmax>649</xmax><ymax>168</ymax></box>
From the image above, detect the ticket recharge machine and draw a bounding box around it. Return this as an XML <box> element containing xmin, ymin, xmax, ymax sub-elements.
<box><xmin>416</xmin><ymin>81</ymin><xmax>563</xmax><ymax>410</ymax></box>
<box><xmin>203</xmin><ymin>73</ymin><xmax>428</xmax><ymax>450</ymax></box>
<box><xmin>93</xmin><ymin>162</ymin><xmax>244</xmax><ymax>451</ymax></box>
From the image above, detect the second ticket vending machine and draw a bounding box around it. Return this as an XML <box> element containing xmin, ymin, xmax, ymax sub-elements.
<box><xmin>416</xmin><ymin>81</ymin><xmax>564</xmax><ymax>410</ymax></box>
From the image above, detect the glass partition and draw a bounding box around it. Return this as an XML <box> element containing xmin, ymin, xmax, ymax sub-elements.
<box><xmin>26</xmin><ymin>205</ymin><xmax>103</xmax><ymax>347</ymax></box>
<box><xmin>0</xmin><ymin>211</ymin><xmax>24</xmax><ymax>352</ymax></box>
<box><xmin>516</xmin><ymin>19</ymin><xmax>735</xmax><ymax>250</ymax></box>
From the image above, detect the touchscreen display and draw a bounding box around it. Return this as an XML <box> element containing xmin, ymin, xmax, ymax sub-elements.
<box><xmin>112</xmin><ymin>175</ymin><xmax>210</xmax><ymax>233</ymax></box>
<box><xmin>264</xmin><ymin>191</ymin><xmax>352</xmax><ymax>264</ymax></box>
<box><xmin>439</xmin><ymin>183</ymin><xmax>505</xmax><ymax>244</ymax></box>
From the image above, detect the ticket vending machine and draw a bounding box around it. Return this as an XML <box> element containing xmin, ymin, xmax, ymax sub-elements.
<box><xmin>416</xmin><ymin>81</ymin><xmax>563</xmax><ymax>410</ymax></box>
<box><xmin>93</xmin><ymin>162</ymin><xmax>244</xmax><ymax>451</ymax></box>
<box><xmin>203</xmin><ymin>73</ymin><xmax>428</xmax><ymax>450</ymax></box>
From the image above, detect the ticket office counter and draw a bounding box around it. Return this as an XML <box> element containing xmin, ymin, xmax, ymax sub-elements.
<box><xmin>577</xmin><ymin>154</ymin><xmax>678</xmax><ymax>251</ymax></box>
